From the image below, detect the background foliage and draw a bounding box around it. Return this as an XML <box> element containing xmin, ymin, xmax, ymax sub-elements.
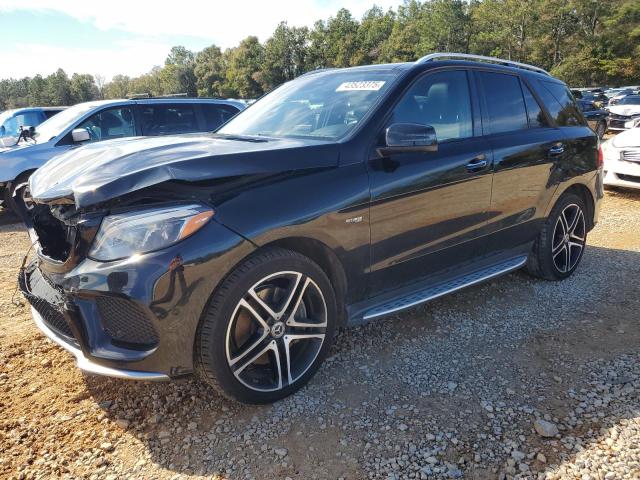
<box><xmin>1</xmin><ymin>0</ymin><xmax>638</xmax><ymax>109</ymax></box>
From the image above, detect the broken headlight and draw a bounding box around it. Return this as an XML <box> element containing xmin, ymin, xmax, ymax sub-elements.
<box><xmin>89</xmin><ymin>204</ymin><xmax>214</xmax><ymax>261</ymax></box>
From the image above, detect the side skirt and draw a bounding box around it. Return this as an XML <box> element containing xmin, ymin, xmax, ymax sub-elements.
<box><xmin>348</xmin><ymin>255</ymin><xmax>528</xmax><ymax>325</ymax></box>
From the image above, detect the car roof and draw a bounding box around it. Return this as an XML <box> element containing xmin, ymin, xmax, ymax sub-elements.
<box><xmin>71</xmin><ymin>98</ymin><xmax>246</xmax><ymax>110</ymax></box>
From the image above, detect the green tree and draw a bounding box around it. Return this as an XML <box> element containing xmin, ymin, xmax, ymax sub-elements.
<box><xmin>70</xmin><ymin>73</ymin><xmax>98</xmax><ymax>103</ymax></box>
<box><xmin>104</xmin><ymin>75</ymin><xmax>131</xmax><ymax>99</ymax></box>
<box><xmin>194</xmin><ymin>45</ymin><xmax>227</xmax><ymax>97</ymax></box>
<box><xmin>261</xmin><ymin>22</ymin><xmax>309</xmax><ymax>89</ymax></box>
<box><xmin>224</xmin><ymin>36</ymin><xmax>264</xmax><ymax>98</ymax></box>
<box><xmin>353</xmin><ymin>6</ymin><xmax>396</xmax><ymax>64</ymax></box>
<box><xmin>44</xmin><ymin>69</ymin><xmax>73</xmax><ymax>105</ymax></box>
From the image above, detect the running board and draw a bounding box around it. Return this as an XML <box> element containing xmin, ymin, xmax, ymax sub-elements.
<box><xmin>362</xmin><ymin>256</ymin><xmax>528</xmax><ymax>321</ymax></box>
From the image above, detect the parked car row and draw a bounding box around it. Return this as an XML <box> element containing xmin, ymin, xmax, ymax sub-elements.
<box><xmin>0</xmin><ymin>97</ymin><xmax>245</xmax><ymax>210</ymax></box>
<box><xmin>571</xmin><ymin>86</ymin><xmax>640</xmax><ymax>136</ymax></box>
<box><xmin>11</xmin><ymin>53</ymin><xmax>604</xmax><ymax>403</ymax></box>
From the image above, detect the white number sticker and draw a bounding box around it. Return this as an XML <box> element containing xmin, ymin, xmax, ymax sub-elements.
<box><xmin>336</xmin><ymin>81</ymin><xmax>386</xmax><ymax>92</ymax></box>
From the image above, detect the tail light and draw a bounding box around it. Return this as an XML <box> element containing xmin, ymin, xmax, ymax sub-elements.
<box><xmin>598</xmin><ymin>145</ymin><xmax>604</xmax><ymax>168</ymax></box>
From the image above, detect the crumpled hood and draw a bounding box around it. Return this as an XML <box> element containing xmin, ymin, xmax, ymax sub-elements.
<box><xmin>30</xmin><ymin>133</ymin><xmax>339</xmax><ymax>208</ymax></box>
<box><xmin>608</xmin><ymin>104</ymin><xmax>640</xmax><ymax>116</ymax></box>
<box><xmin>611</xmin><ymin>127</ymin><xmax>640</xmax><ymax>148</ymax></box>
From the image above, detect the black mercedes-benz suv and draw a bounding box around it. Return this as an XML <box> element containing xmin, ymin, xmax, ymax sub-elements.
<box><xmin>17</xmin><ymin>53</ymin><xmax>603</xmax><ymax>403</ymax></box>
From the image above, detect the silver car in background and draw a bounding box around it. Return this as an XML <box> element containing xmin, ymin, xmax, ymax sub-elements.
<box><xmin>0</xmin><ymin>98</ymin><xmax>245</xmax><ymax>210</ymax></box>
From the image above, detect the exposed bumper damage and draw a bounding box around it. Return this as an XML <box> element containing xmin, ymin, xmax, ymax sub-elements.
<box><xmin>16</xmin><ymin>188</ymin><xmax>255</xmax><ymax>379</ymax></box>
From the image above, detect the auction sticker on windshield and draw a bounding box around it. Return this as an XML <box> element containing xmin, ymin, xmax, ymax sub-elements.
<box><xmin>336</xmin><ymin>81</ymin><xmax>386</xmax><ymax>92</ymax></box>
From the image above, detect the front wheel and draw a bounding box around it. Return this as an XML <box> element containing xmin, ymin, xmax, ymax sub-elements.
<box><xmin>195</xmin><ymin>248</ymin><xmax>336</xmax><ymax>404</ymax></box>
<box><xmin>526</xmin><ymin>193</ymin><xmax>588</xmax><ymax>280</ymax></box>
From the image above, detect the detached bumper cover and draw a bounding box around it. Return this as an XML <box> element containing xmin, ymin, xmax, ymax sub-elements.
<box><xmin>31</xmin><ymin>306</ymin><xmax>169</xmax><ymax>381</ymax></box>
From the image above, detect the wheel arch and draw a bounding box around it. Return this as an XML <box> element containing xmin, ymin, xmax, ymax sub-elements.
<box><xmin>4</xmin><ymin>168</ymin><xmax>37</xmax><ymax>209</ymax></box>
<box><xmin>547</xmin><ymin>182</ymin><xmax>596</xmax><ymax>231</ymax></box>
<box><xmin>259</xmin><ymin>237</ymin><xmax>349</xmax><ymax>326</ymax></box>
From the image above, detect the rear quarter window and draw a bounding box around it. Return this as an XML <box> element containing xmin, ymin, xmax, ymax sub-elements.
<box><xmin>536</xmin><ymin>80</ymin><xmax>585</xmax><ymax>127</ymax></box>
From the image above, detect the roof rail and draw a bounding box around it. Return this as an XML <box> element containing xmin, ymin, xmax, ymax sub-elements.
<box><xmin>415</xmin><ymin>53</ymin><xmax>550</xmax><ymax>76</ymax></box>
<box><xmin>127</xmin><ymin>92</ymin><xmax>190</xmax><ymax>100</ymax></box>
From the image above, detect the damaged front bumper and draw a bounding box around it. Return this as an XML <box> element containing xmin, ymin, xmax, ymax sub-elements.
<box><xmin>30</xmin><ymin>305</ymin><xmax>169</xmax><ymax>380</ymax></box>
<box><xmin>17</xmin><ymin>199</ymin><xmax>255</xmax><ymax>381</ymax></box>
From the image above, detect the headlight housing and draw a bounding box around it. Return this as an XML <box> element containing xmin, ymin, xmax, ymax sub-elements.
<box><xmin>89</xmin><ymin>204</ymin><xmax>214</xmax><ymax>261</ymax></box>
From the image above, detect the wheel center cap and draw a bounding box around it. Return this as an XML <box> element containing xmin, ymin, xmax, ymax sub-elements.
<box><xmin>270</xmin><ymin>321</ymin><xmax>285</xmax><ymax>339</ymax></box>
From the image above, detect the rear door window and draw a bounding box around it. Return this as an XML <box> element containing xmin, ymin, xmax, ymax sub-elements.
<box><xmin>522</xmin><ymin>83</ymin><xmax>549</xmax><ymax>128</ymax></box>
<box><xmin>535</xmin><ymin>81</ymin><xmax>584</xmax><ymax>127</ymax></box>
<box><xmin>138</xmin><ymin>104</ymin><xmax>199</xmax><ymax>136</ymax></box>
<box><xmin>202</xmin><ymin>104</ymin><xmax>240</xmax><ymax>131</ymax></box>
<box><xmin>476</xmin><ymin>71</ymin><xmax>528</xmax><ymax>134</ymax></box>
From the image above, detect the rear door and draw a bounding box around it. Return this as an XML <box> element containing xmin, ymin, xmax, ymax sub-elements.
<box><xmin>476</xmin><ymin>70</ymin><xmax>580</xmax><ymax>255</ymax></box>
<box><xmin>367</xmin><ymin>69</ymin><xmax>493</xmax><ymax>294</ymax></box>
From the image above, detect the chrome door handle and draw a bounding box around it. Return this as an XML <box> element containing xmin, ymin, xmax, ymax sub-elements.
<box><xmin>466</xmin><ymin>154</ymin><xmax>488</xmax><ymax>172</ymax></box>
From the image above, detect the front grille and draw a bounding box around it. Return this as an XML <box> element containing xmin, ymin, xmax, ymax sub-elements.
<box><xmin>96</xmin><ymin>296</ymin><xmax>159</xmax><ymax>347</ymax></box>
<box><xmin>617</xmin><ymin>173</ymin><xmax>640</xmax><ymax>184</ymax></box>
<box><xmin>621</xmin><ymin>150</ymin><xmax>640</xmax><ymax>162</ymax></box>
<box><xmin>20</xmin><ymin>266</ymin><xmax>75</xmax><ymax>341</ymax></box>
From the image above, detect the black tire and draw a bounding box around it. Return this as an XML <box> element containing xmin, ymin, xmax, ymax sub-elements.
<box><xmin>5</xmin><ymin>171</ymin><xmax>33</xmax><ymax>213</ymax></box>
<box><xmin>596</xmin><ymin>121</ymin><xmax>606</xmax><ymax>139</ymax></box>
<box><xmin>195</xmin><ymin>247</ymin><xmax>337</xmax><ymax>404</ymax></box>
<box><xmin>526</xmin><ymin>192</ymin><xmax>588</xmax><ymax>280</ymax></box>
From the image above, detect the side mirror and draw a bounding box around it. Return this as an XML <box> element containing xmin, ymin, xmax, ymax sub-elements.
<box><xmin>379</xmin><ymin>123</ymin><xmax>438</xmax><ymax>156</ymax></box>
<box><xmin>72</xmin><ymin>128</ymin><xmax>90</xmax><ymax>143</ymax></box>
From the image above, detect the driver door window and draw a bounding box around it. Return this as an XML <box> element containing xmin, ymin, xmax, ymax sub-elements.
<box><xmin>391</xmin><ymin>70</ymin><xmax>473</xmax><ymax>141</ymax></box>
<box><xmin>76</xmin><ymin>107</ymin><xmax>135</xmax><ymax>143</ymax></box>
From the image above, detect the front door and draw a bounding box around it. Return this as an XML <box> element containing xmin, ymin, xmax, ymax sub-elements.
<box><xmin>367</xmin><ymin>69</ymin><xmax>493</xmax><ymax>295</ymax></box>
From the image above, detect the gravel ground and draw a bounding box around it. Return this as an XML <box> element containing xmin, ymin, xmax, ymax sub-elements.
<box><xmin>1</xmin><ymin>189</ymin><xmax>639</xmax><ymax>480</ymax></box>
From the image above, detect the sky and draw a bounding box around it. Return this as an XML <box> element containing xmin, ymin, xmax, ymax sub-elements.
<box><xmin>0</xmin><ymin>0</ymin><xmax>400</xmax><ymax>80</ymax></box>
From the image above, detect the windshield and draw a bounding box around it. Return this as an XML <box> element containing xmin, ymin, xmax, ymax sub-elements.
<box><xmin>618</xmin><ymin>96</ymin><xmax>640</xmax><ymax>105</ymax></box>
<box><xmin>34</xmin><ymin>103</ymin><xmax>97</xmax><ymax>142</ymax></box>
<box><xmin>218</xmin><ymin>70</ymin><xmax>399</xmax><ymax>140</ymax></box>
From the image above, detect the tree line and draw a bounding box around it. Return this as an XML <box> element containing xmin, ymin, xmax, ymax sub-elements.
<box><xmin>1</xmin><ymin>0</ymin><xmax>638</xmax><ymax>110</ymax></box>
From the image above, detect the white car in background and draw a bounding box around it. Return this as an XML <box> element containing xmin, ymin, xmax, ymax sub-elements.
<box><xmin>607</xmin><ymin>95</ymin><xmax>640</xmax><ymax>131</ymax></box>
<box><xmin>602</xmin><ymin>126</ymin><xmax>640</xmax><ymax>189</ymax></box>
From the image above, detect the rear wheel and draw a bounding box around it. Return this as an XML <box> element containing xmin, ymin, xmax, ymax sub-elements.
<box><xmin>195</xmin><ymin>248</ymin><xmax>336</xmax><ymax>404</ymax></box>
<box><xmin>526</xmin><ymin>193</ymin><xmax>587</xmax><ymax>280</ymax></box>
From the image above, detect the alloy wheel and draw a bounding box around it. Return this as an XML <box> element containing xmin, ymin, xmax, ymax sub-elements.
<box><xmin>551</xmin><ymin>203</ymin><xmax>586</xmax><ymax>273</ymax></box>
<box><xmin>225</xmin><ymin>271</ymin><xmax>327</xmax><ymax>392</ymax></box>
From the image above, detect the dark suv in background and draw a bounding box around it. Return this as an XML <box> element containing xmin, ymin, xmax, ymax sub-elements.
<box><xmin>18</xmin><ymin>53</ymin><xmax>602</xmax><ymax>403</ymax></box>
